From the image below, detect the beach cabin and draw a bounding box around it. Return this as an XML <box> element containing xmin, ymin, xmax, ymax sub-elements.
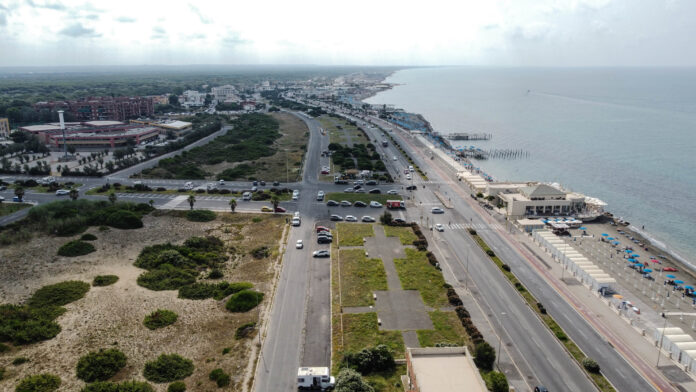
<box><xmin>672</xmin><ymin>342</ymin><xmax>696</xmax><ymax>361</ymax></box>
<box><xmin>662</xmin><ymin>334</ymin><xmax>693</xmax><ymax>351</ymax></box>
<box><xmin>654</xmin><ymin>327</ymin><xmax>684</xmax><ymax>343</ymax></box>
<box><xmin>681</xmin><ymin>350</ymin><xmax>696</xmax><ymax>372</ymax></box>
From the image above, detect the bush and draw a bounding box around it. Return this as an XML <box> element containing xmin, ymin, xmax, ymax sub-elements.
<box><xmin>485</xmin><ymin>371</ymin><xmax>509</xmax><ymax>392</ymax></box>
<box><xmin>582</xmin><ymin>357</ymin><xmax>600</xmax><ymax>373</ymax></box>
<box><xmin>250</xmin><ymin>246</ymin><xmax>270</xmax><ymax>259</ymax></box>
<box><xmin>81</xmin><ymin>233</ymin><xmax>98</xmax><ymax>241</ymax></box>
<box><xmin>225</xmin><ymin>290</ymin><xmax>264</xmax><ymax>312</ymax></box>
<box><xmin>0</xmin><ymin>304</ymin><xmax>62</xmax><ymax>345</ymax></box>
<box><xmin>208</xmin><ymin>368</ymin><xmax>230</xmax><ymax>387</ymax></box>
<box><xmin>81</xmin><ymin>381</ymin><xmax>155</xmax><ymax>392</ymax></box>
<box><xmin>58</xmin><ymin>240</ymin><xmax>96</xmax><ymax>257</ymax></box>
<box><xmin>143</xmin><ymin>310</ymin><xmax>178</xmax><ymax>330</ymax></box>
<box><xmin>536</xmin><ymin>302</ymin><xmax>547</xmax><ymax>314</ymax></box>
<box><xmin>186</xmin><ymin>210</ymin><xmax>215</xmax><ymax>222</ymax></box>
<box><xmin>485</xmin><ymin>249</ymin><xmax>495</xmax><ymax>257</ymax></box>
<box><xmin>13</xmin><ymin>357</ymin><xmax>29</xmax><ymax>365</ymax></box>
<box><xmin>15</xmin><ymin>373</ymin><xmax>61</xmax><ymax>392</ymax></box>
<box><xmin>106</xmin><ymin>210</ymin><xmax>143</xmax><ymax>229</ymax></box>
<box><xmin>334</xmin><ymin>368</ymin><xmax>374</xmax><ymax>392</ymax></box>
<box><xmin>468</xmin><ymin>228</ymin><xmax>477</xmax><ymax>235</ymax></box>
<box><xmin>0</xmin><ymin>366</ymin><xmax>4</xmax><ymax>381</ymax></box>
<box><xmin>501</xmin><ymin>264</ymin><xmax>510</xmax><ymax>272</ymax></box>
<box><xmin>28</xmin><ymin>281</ymin><xmax>90</xmax><ymax>308</ymax></box>
<box><xmin>0</xmin><ymin>343</ymin><xmax>9</xmax><ymax>352</ymax></box>
<box><xmin>207</xmin><ymin>269</ymin><xmax>223</xmax><ymax>279</ymax></box>
<box><xmin>137</xmin><ymin>265</ymin><xmax>196</xmax><ymax>291</ymax></box>
<box><xmin>473</xmin><ymin>341</ymin><xmax>496</xmax><ymax>371</ymax></box>
<box><xmin>76</xmin><ymin>349</ymin><xmax>127</xmax><ymax>382</ymax></box>
<box><xmin>234</xmin><ymin>322</ymin><xmax>256</xmax><ymax>339</ymax></box>
<box><xmin>341</xmin><ymin>345</ymin><xmax>395</xmax><ymax>374</ymax></box>
<box><xmin>93</xmin><ymin>275</ymin><xmax>119</xmax><ymax>287</ymax></box>
<box><xmin>178</xmin><ymin>281</ymin><xmax>252</xmax><ymax>300</ymax></box>
<box><xmin>167</xmin><ymin>382</ymin><xmax>186</xmax><ymax>392</ymax></box>
<box><xmin>143</xmin><ymin>354</ymin><xmax>194</xmax><ymax>383</ymax></box>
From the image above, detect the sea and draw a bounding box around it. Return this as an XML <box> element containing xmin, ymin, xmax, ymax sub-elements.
<box><xmin>365</xmin><ymin>67</ymin><xmax>696</xmax><ymax>267</ymax></box>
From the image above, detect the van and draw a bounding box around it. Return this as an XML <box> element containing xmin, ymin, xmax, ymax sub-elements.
<box><xmin>242</xmin><ymin>192</ymin><xmax>252</xmax><ymax>201</ymax></box>
<box><xmin>292</xmin><ymin>190</ymin><xmax>299</xmax><ymax>200</ymax></box>
<box><xmin>292</xmin><ymin>217</ymin><xmax>301</xmax><ymax>227</ymax></box>
<box><xmin>317</xmin><ymin>191</ymin><xmax>325</xmax><ymax>201</ymax></box>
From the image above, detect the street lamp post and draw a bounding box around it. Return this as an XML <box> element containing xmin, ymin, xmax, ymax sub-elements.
<box><xmin>656</xmin><ymin>314</ymin><xmax>668</xmax><ymax>368</ymax></box>
<box><xmin>497</xmin><ymin>312</ymin><xmax>506</xmax><ymax>369</ymax></box>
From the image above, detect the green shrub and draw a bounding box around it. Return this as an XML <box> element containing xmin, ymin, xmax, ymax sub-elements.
<box><xmin>186</xmin><ymin>210</ymin><xmax>216</xmax><ymax>222</ymax></box>
<box><xmin>0</xmin><ymin>366</ymin><xmax>4</xmax><ymax>381</ymax></box>
<box><xmin>76</xmin><ymin>348</ymin><xmax>127</xmax><ymax>382</ymax></box>
<box><xmin>485</xmin><ymin>249</ymin><xmax>495</xmax><ymax>257</ymax></box>
<box><xmin>341</xmin><ymin>345</ymin><xmax>395</xmax><ymax>374</ymax></box>
<box><xmin>178</xmin><ymin>281</ymin><xmax>253</xmax><ymax>300</ymax></box>
<box><xmin>143</xmin><ymin>310</ymin><xmax>178</xmax><ymax>330</ymax></box>
<box><xmin>207</xmin><ymin>269</ymin><xmax>223</xmax><ymax>279</ymax></box>
<box><xmin>582</xmin><ymin>357</ymin><xmax>600</xmax><ymax>373</ymax></box>
<box><xmin>250</xmin><ymin>246</ymin><xmax>270</xmax><ymax>259</ymax></box>
<box><xmin>137</xmin><ymin>265</ymin><xmax>196</xmax><ymax>291</ymax></box>
<box><xmin>143</xmin><ymin>354</ymin><xmax>194</xmax><ymax>383</ymax></box>
<box><xmin>225</xmin><ymin>290</ymin><xmax>264</xmax><ymax>312</ymax></box>
<box><xmin>81</xmin><ymin>233</ymin><xmax>98</xmax><ymax>241</ymax></box>
<box><xmin>334</xmin><ymin>368</ymin><xmax>373</xmax><ymax>392</ymax></box>
<box><xmin>234</xmin><ymin>322</ymin><xmax>256</xmax><ymax>340</ymax></box>
<box><xmin>93</xmin><ymin>275</ymin><xmax>119</xmax><ymax>287</ymax></box>
<box><xmin>81</xmin><ymin>381</ymin><xmax>155</xmax><ymax>392</ymax></box>
<box><xmin>13</xmin><ymin>357</ymin><xmax>29</xmax><ymax>365</ymax></box>
<box><xmin>0</xmin><ymin>304</ymin><xmax>62</xmax><ymax>344</ymax></box>
<box><xmin>106</xmin><ymin>210</ymin><xmax>143</xmax><ymax>229</ymax></box>
<box><xmin>473</xmin><ymin>341</ymin><xmax>496</xmax><ymax>371</ymax></box>
<box><xmin>0</xmin><ymin>343</ymin><xmax>9</xmax><ymax>352</ymax></box>
<box><xmin>222</xmin><ymin>348</ymin><xmax>231</xmax><ymax>355</ymax></box>
<box><xmin>58</xmin><ymin>240</ymin><xmax>96</xmax><ymax>257</ymax></box>
<box><xmin>485</xmin><ymin>371</ymin><xmax>509</xmax><ymax>392</ymax></box>
<box><xmin>167</xmin><ymin>381</ymin><xmax>186</xmax><ymax>392</ymax></box>
<box><xmin>15</xmin><ymin>373</ymin><xmax>61</xmax><ymax>392</ymax></box>
<box><xmin>28</xmin><ymin>281</ymin><xmax>90</xmax><ymax>308</ymax></box>
<box><xmin>208</xmin><ymin>368</ymin><xmax>230</xmax><ymax>387</ymax></box>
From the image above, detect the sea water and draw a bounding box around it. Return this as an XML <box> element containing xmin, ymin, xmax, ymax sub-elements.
<box><xmin>365</xmin><ymin>66</ymin><xmax>696</xmax><ymax>266</ymax></box>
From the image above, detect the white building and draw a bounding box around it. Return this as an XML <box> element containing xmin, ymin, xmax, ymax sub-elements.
<box><xmin>496</xmin><ymin>183</ymin><xmax>587</xmax><ymax>219</ymax></box>
<box><xmin>182</xmin><ymin>90</ymin><xmax>205</xmax><ymax>107</ymax></box>
<box><xmin>212</xmin><ymin>85</ymin><xmax>240</xmax><ymax>102</ymax></box>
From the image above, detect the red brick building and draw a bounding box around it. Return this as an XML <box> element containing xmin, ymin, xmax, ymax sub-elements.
<box><xmin>34</xmin><ymin>96</ymin><xmax>154</xmax><ymax>121</ymax></box>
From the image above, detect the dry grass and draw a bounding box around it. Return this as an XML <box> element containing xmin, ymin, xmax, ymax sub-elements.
<box><xmin>338</xmin><ymin>249</ymin><xmax>387</xmax><ymax>307</ymax></box>
<box><xmin>0</xmin><ymin>211</ymin><xmax>285</xmax><ymax>392</ymax></box>
<box><xmin>393</xmin><ymin>248</ymin><xmax>448</xmax><ymax>308</ymax></box>
<box><xmin>0</xmin><ymin>203</ymin><xmax>31</xmax><ymax>217</ymax></box>
<box><xmin>341</xmin><ymin>313</ymin><xmax>405</xmax><ymax>358</ymax></box>
<box><xmin>383</xmin><ymin>225</ymin><xmax>417</xmax><ymax>245</ymax></box>
<box><xmin>336</xmin><ymin>223</ymin><xmax>374</xmax><ymax>246</ymax></box>
<box><xmin>417</xmin><ymin>311</ymin><xmax>469</xmax><ymax>347</ymax></box>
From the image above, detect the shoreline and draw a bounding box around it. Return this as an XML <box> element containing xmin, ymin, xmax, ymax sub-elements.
<box><xmin>362</xmin><ymin>71</ymin><xmax>694</xmax><ymax>276</ymax></box>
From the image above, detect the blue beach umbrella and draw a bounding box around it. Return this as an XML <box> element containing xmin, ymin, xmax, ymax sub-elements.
<box><xmin>685</xmin><ymin>286</ymin><xmax>694</xmax><ymax>290</ymax></box>
<box><xmin>602</xmin><ymin>233</ymin><xmax>609</xmax><ymax>236</ymax></box>
<box><xmin>666</xmin><ymin>274</ymin><xmax>676</xmax><ymax>279</ymax></box>
<box><xmin>628</xmin><ymin>258</ymin><xmax>636</xmax><ymax>262</ymax></box>
<box><xmin>675</xmin><ymin>280</ymin><xmax>685</xmax><ymax>284</ymax></box>
<box><xmin>613</xmin><ymin>241</ymin><xmax>620</xmax><ymax>245</ymax></box>
<box><xmin>579</xmin><ymin>227</ymin><xmax>587</xmax><ymax>230</ymax></box>
<box><xmin>633</xmin><ymin>254</ymin><xmax>640</xmax><ymax>258</ymax></box>
<box><xmin>625</xmin><ymin>249</ymin><xmax>633</xmax><ymax>253</ymax></box>
<box><xmin>608</xmin><ymin>237</ymin><xmax>614</xmax><ymax>240</ymax></box>
<box><xmin>643</xmin><ymin>269</ymin><xmax>653</xmax><ymax>273</ymax></box>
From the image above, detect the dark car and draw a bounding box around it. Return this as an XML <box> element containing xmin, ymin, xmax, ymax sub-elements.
<box><xmin>274</xmin><ymin>207</ymin><xmax>286</xmax><ymax>213</ymax></box>
<box><xmin>534</xmin><ymin>387</ymin><xmax>548</xmax><ymax>392</ymax></box>
<box><xmin>335</xmin><ymin>179</ymin><xmax>348</xmax><ymax>185</ymax></box>
<box><xmin>252</xmin><ymin>181</ymin><xmax>259</xmax><ymax>186</ymax></box>
<box><xmin>406</xmin><ymin>185</ymin><xmax>417</xmax><ymax>190</ymax></box>
<box><xmin>366</xmin><ymin>180</ymin><xmax>377</xmax><ymax>185</ymax></box>
<box><xmin>354</xmin><ymin>201</ymin><xmax>367</xmax><ymax>207</ymax></box>
<box><xmin>317</xmin><ymin>237</ymin><xmax>333</xmax><ymax>244</ymax></box>
<box><xmin>393</xmin><ymin>218</ymin><xmax>406</xmax><ymax>224</ymax></box>
<box><xmin>368</xmin><ymin>189</ymin><xmax>381</xmax><ymax>194</ymax></box>
<box><xmin>330</xmin><ymin>215</ymin><xmax>343</xmax><ymax>221</ymax></box>
<box><xmin>260</xmin><ymin>181</ymin><xmax>266</xmax><ymax>186</ymax></box>
<box><xmin>353</xmin><ymin>184</ymin><xmax>362</xmax><ymax>190</ymax></box>
<box><xmin>327</xmin><ymin>200</ymin><xmax>339</xmax><ymax>206</ymax></box>
<box><xmin>273</xmin><ymin>181</ymin><xmax>280</xmax><ymax>186</ymax></box>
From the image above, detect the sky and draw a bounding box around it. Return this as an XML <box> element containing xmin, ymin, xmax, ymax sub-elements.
<box><xmin>0</xmin><ymin>0</ymin><xmax>695</xmax><ymax>67</ymax></box>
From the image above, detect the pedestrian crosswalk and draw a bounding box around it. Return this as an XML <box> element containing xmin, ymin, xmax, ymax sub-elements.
<box><xmin>115</xmin><ymin>193</ymin><xmax>238</xmax><ymax>201</ymax></box>
<box><xmin>447</xmin><ymin>222</ymin><xmax>504</xmax><ymax>231</ymax></box>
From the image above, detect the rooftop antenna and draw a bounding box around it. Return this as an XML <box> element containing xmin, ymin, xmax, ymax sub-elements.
<box><xmin>58</xmin><ymin>110</ymin><xmax>67</xmax><ymax>159</ymax></box>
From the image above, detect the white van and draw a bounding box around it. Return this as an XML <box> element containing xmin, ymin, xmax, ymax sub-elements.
<box><xmin>242</xmin><ymin>192</ymin><xmax>252</xmax><ymax>201</ymax></box>
<box><xmin>292</xmin><ymin>190</ymin><xmax>299</xmax><ymax>200</ymax></box>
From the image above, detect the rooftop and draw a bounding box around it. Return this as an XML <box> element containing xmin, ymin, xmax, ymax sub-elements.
<box><xmin>408</xmin><ymin>347</ymin><xmax>486</xmax><ymax>392</ymax></box>
<box><xmin>82</xmin><ymin>120</ymin><xmax>124</xmax><ymax>127</ymax></box>
<box><xmin>521</xmin><ymin>183</ymin><xmax>566</xmax><ymax>198</ymax></box>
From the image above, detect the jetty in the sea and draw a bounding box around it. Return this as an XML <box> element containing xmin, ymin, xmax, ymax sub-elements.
<box><xmin>442</xmin><ymin>132</ymin><xmax>492</xmax><ymax>141</ymax></box>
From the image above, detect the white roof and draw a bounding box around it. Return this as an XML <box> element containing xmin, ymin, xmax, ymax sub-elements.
<box><xmin>666</xmin><ymin>335</ymin><xmax>694</xmax><ymax>343</ymax></box>
<box><xmin>157</xmin><ymin>120</ymin><xmax>192</xmax><ymax>130</ymax></box>
<box><xmin>298</xmin><ymin>367</ymin><xmax>329</xmax><ymax>376</ymax></box>
<box><xmin>21</xmin><ymin>124</ymin><xmax>61</xmax><ymax>132</ymax></box>
<box><xmin>83</xmin><ymin>120</ymin><xmax>123</xmax><ymax>127</ymax></box>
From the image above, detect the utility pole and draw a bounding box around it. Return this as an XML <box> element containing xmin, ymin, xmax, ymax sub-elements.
<box><xmin>656</xmin><ymin>314</ymin><xmax>668</xmax><ymax>368</ymax></box>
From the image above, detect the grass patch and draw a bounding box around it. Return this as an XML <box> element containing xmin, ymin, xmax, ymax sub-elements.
<box><xmin>364</xmin><ymin>365</ymin><xmax>406</xmax><ymax>392</ymax></box>
<box><xmin>143</xmin><ymin>354</ymin><xmax>194</xmax><ymax>383</ymax></box>
<box><xmin>28</xmin><ymin>281</ymin><xmax>90</xmax><ymax>308</ymax></box>
<box><xmin>93</xmin><ymin>275</ymin><xmax>119</xmax><ymax>287</ymax></box>
<box><xmin>417</xmin><ymin>311</ymin><xmax>468</xmax><ymax>347</ymax></box>
<box><xmin>57</xmin><ymin>240</ymin><xmax>95</xmax><ymax>257</ymax></box>
<box><xmin>326</xmin><ymin>193</ymin><xmax>401</xmax><ymax>205</ymax></box>
<box><xmin>336</xmin><ymin>223</ymin><xmax>374</xmax><ymax>246</ymax></box>
<box><xmin>76</xmin><ymin>348</ymin><xmax>127</xmax><ymax>382</ymax></box>
<box><xmin>0</xmin><ymin>202</ymin><xmax>31</xmax><ymax>217</ymax></box>
<box><xmin>167</xmin><ymin>381</ymin><xmax>186</xmax><ymax>392</ymax></box>
<box><xmin>341</xmin><ymin>313</ymin><xmax>405</xmax><ymax>359</ymax></box>
<box><xmin>470</xmin><ymin>233</ymin><xmax>616</xmax><ymax>392</ymax></box>
<box><xmin>338</xmin><ymin>249</ymin><xmax>387</xmax><ymax>307</ymax></box>
<box><xmin>383</xmin><ymin>225</ymin><xmax>417</xmax><ymax>245</ymax></box>
<box><xmin>234</xmin><ymin>322</ymin><xmax>257</xmax><ymax>340</ymax></box>
<box><xmin>143</xmin><ymin>310</ymin><xmax>178</xmax><ymax>330</ymax></box>
<box><xmin>15</xmin><ymin>373</ymin><xmax>61</xmax><ymax>392</ymax></box>
<box><xmin>225</xmin><ymin>290</ymin><xmax>264</xmax><ymax>312</ymax></box>
<box><xmin>82</xmin><ymin>381</ymin><xmax>155</xmax><ymax>392</ymax></box>
<box><xmin>186</xmin><ymin>209</ymin><xmax>216</xmax><ymax>222</ymax></box>
<box><xmin>393</xmin><ymin>248</ymin><xmax>448</xmax><ymax>307</ymax></box>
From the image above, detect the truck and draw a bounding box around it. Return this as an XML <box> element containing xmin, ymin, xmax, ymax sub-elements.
<box><xmin>297</xmin><ymin>367</ymin><xmax>335</xmax><ymax>390</ymax></box>
<box><xmin>386</xmin><ymin>200</ymin><xmax>405</xmax><ymax>209</ymax></box>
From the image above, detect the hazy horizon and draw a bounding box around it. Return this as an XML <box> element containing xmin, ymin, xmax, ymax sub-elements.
<box><xmin>2</xmin><ymin>0</ymin><xmax>696</xmax><ymax>67</ymax></box>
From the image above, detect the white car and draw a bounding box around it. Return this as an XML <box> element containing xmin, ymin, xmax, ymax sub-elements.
<box><xmin>345</xmin><ymin>215</ymin><xmax>357</xmax><ymax>222</ymax></box>
<box><xmin>344</xmin><ymin>188</ymin><xmax>355</xmax><ymax>193</ymax></box>
<box><xmin>55</xmin><ymin>189</ymin><xmax>71</xmax><ymax>196</ymax></box>
<box><xmin>393</xmin><ymin>156</ymin><xmax>398</xmax><ymax>161</ymax></box>
<box><xmin>369</xmin><ymin>201</ymin><xmax>382</xmax><ymax>208</ymax></box>
<box><xmin>296</xmin><ymin>240</ymin><xmax>303</xmax><ymax>249</ymax></box>
<box><xmin>218</xmin><ymin>179</ymin><xmax>225</xmax><ymax>185</ymax></box>
<box><xmin>406</xmin><ymin>174</ymin><xmax>412</xmax><ymax>180</ymax></box>
<box><xmin>435</xmin><ymin>224</ymin><xmax>444</xmax><ymax>232</ymax></box>
<box><xmin>387</xmin><ymin>190</ymin><xmax>399</xmax><ymax>195</ymax></box>
<box><xmin>431</xmin><ymin>207</ymin><xmax>444</xmax><ymax>214</ymax></box>
<box><xmin>361</xmin><ymin>216</ymin><xmax>376</xmax><ymax>222</ymax></box>
<box><xmin>354</xmin><ymin>189</ymin><xmax>366</xmax><ymax>193</ymax></box>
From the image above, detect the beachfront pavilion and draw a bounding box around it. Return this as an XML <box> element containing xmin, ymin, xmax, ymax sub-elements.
<box><xmin>497</xmin><ymin>183</ymin><xmax>587</xmax><ymax>219</ymax></box>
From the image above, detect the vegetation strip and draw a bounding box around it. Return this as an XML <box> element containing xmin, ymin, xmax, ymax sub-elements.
<box><xmin>468</xmin><ymin>229</ymin><xmax>616</xmax><ymax>392</ymax></box>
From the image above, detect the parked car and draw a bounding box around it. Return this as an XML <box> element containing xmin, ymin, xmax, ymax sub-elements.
<box><xmin>316</xmin><ymin>226</ymin><xmax>330</xmax><ymax>233</ymax></box>
<box><xmin>261</xmin><ymin>206</ymin><xmax>273</xmax><ymax>212</ymax></box>
<box><xmin>275</xmin><ymin>207</ymin><xmax>287</xmax><ymax>213</ymax></box>
<box><xmin>317</xmin><ymin>191</ymin><xmax>325</xmax><ymax>201</ymax></box>
<box><xmin>435</xmin><ymin>223</ymin><xmax>444</xmax><ymax>232</ymax></box>
<box><xmin>393</xmin><ymin>218</ymin><xmax>406</xmax><ymax>224</ymax></box>
<box><xmin>317</xmin><ymin>231</ymin><xmax>332</xmax><ymax>238</ymax></box>
<box><xmin>251</xmin><ymin>186</ymin><xmax>258</xmax><ymax>192</ymax></box>
<box><xmin>663</xmin><ymin>267</ymin><xmax>678</xmax><ymax>272</ymax></box>
<box><xmin>273</xmin><ymin>181</ymin><xmax>280</xmax><ymax>186</ymax></box>
<box><xmin>406</xmin><ymin>185</ymin><xmax>417</xmax><ymax>190</ymax></box>
<box><xmin>353</xmin><ymin>184</ymin><xmax>362</xmax><ymax>190</ymax></box>
<box><xmin>366</xmin><ymin>180</ymin><xmax>377</xmax><ymax>185</ymax></box>
<box><xmin>340</xmin><ymin>200</ymin><xmax>352</xmax><ymax>206</ymax></box>
<box><xmin>259</xmin><ymin>181</ymin><xmax>266</xmax><ymax>186</ymax></box>
<box><xmin>317</xmin><ymin>237</ymin><xmax>333</xmax><ymax>244</ymax></box>
<box><xmin>345</xmin><ymin>215</ymin><xmax>357</xmax><ymax>222</ymax></box>
<box><xmin>344</xmin><ymin>188</ymin><xmax>355</xmax><ymax>193</ymax></box>
<box><xmin>431</xmin><ymin>207</ymin><xmax>444</xmax><ymax>214</ymax></box>
<box><xmin>369</xmin><ymin>201</ymin><xmax>382</xmax><ymax>208</ymax></box>
<box><xmin>354</xmin><ymin>189</ymin><xmax>366</xmax><ymax>193</ymax></box>
<box><xmin>354</xmin><ymin>201</ymin><xmax>367</xmax><ymax>207</ymax></box>
<box><xmin>368</xmin><ymin>189</ymin><xmax>381</xmax><ymax>194</ymax></box>
<box><xmin>296</xmin><ymin>240</ymin><xmax>303</xmax><ymax>249</ymax></box>
<box><xmin>387</xmin><ymin>190</ymin><xmax>399</xmax><ymax>195</ymax></box>
<box><xmin>327</xmin><ymin>200</ymin><xmax>339</xmax><ymax>206</ymax></box>
<box><xmin>330</xmin><ymin>215</ymin><xmax>344</xmax><ymax>221</ymax></box>
<box><xmin>361</xmin><ymin>216</ymin><xmax>376</xmax><ymax>222</ymax></box>
<box><xmin>253</xmin><ymin>181</ymin><xmax>259</xmax><ymax>186</ymax></box>
<box><xmin>55</xmin><ymin>189</ymin><xmax>71</xmax><ymax>196</ymax></box>
<box><xmin>313</xmin><ymin>250</ymin><xmax>330</xmax><ymax>258</ymax></box>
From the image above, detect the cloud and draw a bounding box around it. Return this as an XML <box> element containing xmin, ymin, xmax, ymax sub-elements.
<box><xmin>116</xmin><ymin>16</ymin><xmax>136</xmax><ymax>23</ymax></box>
<box><xmin>59</xmin><ymin>22</ymin><xmax>100</xmax><ymax>37</ymax></box>
<box><xmin>187</xmin><ymin>33</ymin><xmax>206</xmax><ymax>40</ymax></box>
<box><xmin>151</xmin><ymin>26</ymin><xmax>166</xmax><ymax>40</ymax></box>
<box><xmin>26</xmin><ymin>0</ymin><xmax>66</xmax><ymax>11</ymax></box>
<box><xmin>188</xmin><ymin>4</ymin><xmax>210</xmax><ymax>24</ymax></box>
<box><xmin>222</xmin><ymin>32</ymin><xmax>249</xmax><ymax>47</ymax></box>
<box><xmin>0</xmin><ymin>13</ymin><xmax>6</xmax><ymax>26</ymax></box>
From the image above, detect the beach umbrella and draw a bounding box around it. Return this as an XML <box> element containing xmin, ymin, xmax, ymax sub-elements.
<box><xmin>628</xmin><ymin>258</ymin><xmax>636</xmax><ymax>262</ymax></box>
<box><xmin>685</xmin><ymin>286</ymin><xmax>694</xmax><ymax>290</ymax></box>
<box><xmin>607</xmin><ymin>237</ymin><xmax>614</xmax><ymax>240</ymax></box>
<box><xmin>579</xmin><ymin>227</ymin><xmax>587</xmax><ymax>230</ymax></box>
<box><xmin>666</xmin><ymin>274</ymin><xmax>676</xmax><ymax>279</ymax></box>
<box><xmin>602</xmin><ymin>233</ymin><xmax>609</xmax><ymax>236</ymax></box>
<box><xmin>613</xmin><ymin>241</ymin><xmax>620</xmax><ymax>245</ymax></box>
<box><xmin>633</xmin><ymin>254</ymin><xmax>640</xmax><ymax>258</ymax></box>
<box><xmin>675</xmin><ymin>280</ymin><xmax>685</xmax><ymax>284</ymax></box>
<box><xmin>651</xmin><ymin>259</ymin><xmax>660</xmax><ymax>263</ymax></box>
<box><xmin>644</xmin><ymin>269</ymin><xmax>653</xmax><ymax>273</ymax></box>
<box><xmin>625</xmin><ymin>249</ymin><xmax>633</xmax><ymax>253</ymax></box>
<box><xmin>613</xmin><ymin>294</ymin><xmax>623</xmax><ymax>299</ymax></box>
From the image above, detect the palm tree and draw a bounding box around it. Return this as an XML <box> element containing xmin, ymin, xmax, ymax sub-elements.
<box><xmin>108</xmin><ymin>192</ymin><xmax>117</xmax><ymax>205</ymax></box>
<box><xmin>188</xmin><ymin>194</ymin><xmax>196</xmax><ymax>210</ymax></box>
<box><xmin>270</xmin><ymin>195</ymin><xmax>280</xmax><ymax>213</ymax></box>
<box><xmin>69</xmin><ymin>189</ymin><xmax>79</xmax><ymax>201</ymax></box>
<box><xmin>229</xmin><ymin>198</ymin><xmax>237</xmax><ymax>213</ymax></box>
<box><xmin>148</xmin><ymin>199</ymin><xmax>155</xmax><ymax>208</ymax></box>
<box><xmin>14</xmin><ymin>186</ymin><xmax>24</xmax><ymax>202</ymax></box>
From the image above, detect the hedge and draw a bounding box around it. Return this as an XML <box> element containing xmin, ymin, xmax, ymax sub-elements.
<box><xmin>186</xmin><ymin>210</ymin><xmax>216</xmax><ymax>222</ymax></box>
<box><xmin>28</xmin><ymin>281</ymin><xmax>90</xmax><ymax>308</ymax></box>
